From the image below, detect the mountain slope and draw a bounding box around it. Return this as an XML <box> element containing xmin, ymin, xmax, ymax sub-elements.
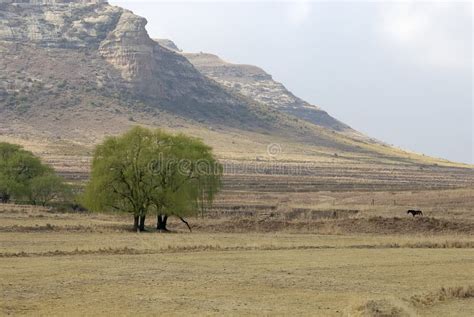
<box><xmin>0</xmin><ymin>1</ymin><xmax>468</xmax><ymax>169</ymax></box>
<box><xmin>0</xmin><ymin>1</ymin><xmax>363</xmax><ymax>149</ymax></box>
<box><xmin>156</xmin><ymin>39</ymin><xmax>351</xmax><ymax>132</ymax></box>
<box><xmin>0</xmin><ymin>2</ymin><xmax>267</xmax><ymax>128</ymax></box>
<box><xmin>186</xmin><ymin>52</ymin><xmax>351</xmax><ymax>132</ymax></box>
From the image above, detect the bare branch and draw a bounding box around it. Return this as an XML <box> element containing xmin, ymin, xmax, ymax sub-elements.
<box><xmin>178</xmin><ymin>217</ymin><xmax>192</xmax><ymax>232</ymax></box>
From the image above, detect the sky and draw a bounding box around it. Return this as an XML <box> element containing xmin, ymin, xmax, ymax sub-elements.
<box><xmin>112</xmin><ymin>0</ymin><xmax>473</xmax><ymax>164</ymax></box>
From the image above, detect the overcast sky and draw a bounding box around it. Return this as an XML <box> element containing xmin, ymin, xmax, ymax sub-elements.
<box><xmin>113</xmin><ymin>0</ymin><xmax>472</xmax><ymax>164</ymax></box>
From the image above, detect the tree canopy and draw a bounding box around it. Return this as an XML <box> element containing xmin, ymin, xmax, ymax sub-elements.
<box><xmin>0</xmin><ymin>142</ymin><xmax>70</xmax><ymax>205</ymax></box>
<box><xmin>82</xmin><ymin>127</ymin><xmax>222</xmax><ymax>231</ymax></box>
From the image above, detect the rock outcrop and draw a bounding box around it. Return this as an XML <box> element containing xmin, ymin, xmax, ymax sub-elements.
<box><xmin>158</xmin><ymin>37</ymin><xmax>351</xmax><ymax>132</ymax></box>
<box><xmin>0</xmin><ymin>1</ymin><xmax>354</xmax><ymax>132</ymax></box>
<box><xmin>155</xmin><ymin>38</ymin><xmax>181</xmax><ymax>52</ymax></box>
<box><xmin>183</xmin><ymin>51</ymin><xmax>351</xmax><ymax>131</ymax></box>
<box><xmin>163</xmin><ymin>43</ymin><xmax>351</xmax><ymax>132</ymax></box>
<box><xmin>98</xmin><ymin>10</ymin><xmax>159</xmax><ymax>95</ymax></box>
<box><xmin>0</xmin><ymin>1</ymin><xmax>456</xmax><ymax>167</ymax></box>
<box><xmin>0</xmin><ymin>2</ymin><xmax>121</xmax><ymax>47</ymax></box>
<box><xmin>0</xmin><ymin>1</ymin><xmax>264</xmax><ymax>126</ymax></box>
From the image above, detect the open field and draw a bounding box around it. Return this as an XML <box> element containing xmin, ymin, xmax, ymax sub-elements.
<box><xmin>1</xmin><ymin>136</ymin><xmax>473</xmax><ymax>316</ymax></box>
<box><xmin>1</xmin><ymin>185</ymin><xmax>473</xmax><ymax>316</ymax></box>
<box><xmin>0</xmin><ymin>2</ymin><xmax>472</xmax><ymax>316</ymax></box>
<box><xmin>1</xmin><ymin>237</ymin><xmax>473</xmax><ymax>316</ymax></box>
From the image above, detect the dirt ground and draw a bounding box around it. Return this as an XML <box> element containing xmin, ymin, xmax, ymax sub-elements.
<box><xmin>1</xmin><ymin>245</ymin><xmax>473</xmax><ymax>316</ymax></box>
<box><xmin>0</xmin><ymin>188</ymin><xmax>473</xmax><ymax>316</ymax></box>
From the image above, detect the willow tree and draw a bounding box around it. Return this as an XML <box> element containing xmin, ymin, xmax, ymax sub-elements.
<box><xmin>82</xmin><ymin>127</ymin><xmax>222</xmax><ymax>232</ymax></box>
<box><xmin>82</xmin><ymin>127</ymin><xmax>156</xmax><ymax>231</ymax></box>
<box><xmin>148</xmin><ymin>133</ymin><xmax>222</xmax><ymax>231</ymax></box>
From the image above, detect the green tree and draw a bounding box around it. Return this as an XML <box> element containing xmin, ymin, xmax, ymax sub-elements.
<box><xmin>0</xmin><ymin>142</ymin><xmax>39</xmax><ymax>202</ymax></box>
<box><xmin>0</xmin><ymin>142</ymin><xmax>69</xmax><ymax>205</ymax></box>
<box><xmin>81</xmin><ymin>127</ymin><xmax>222</xmax><ymax>232</ymax></box>
<box><xmin>81</xmin><ymin>127</ymin><xmax>156</xmax><ymax>231</ymax></box>
<box><xmin>29</xmin><ymin>174</ymin><xmax>72</xmax><ymax>206</ymax></box>
<box><xmin>149</xmin><ymin>133</ymin><xmax>222</xmax><ymax>231</ymax></box>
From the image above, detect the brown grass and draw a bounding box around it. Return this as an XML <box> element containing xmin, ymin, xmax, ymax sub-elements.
<box><xmin>191</xmin><ymin>216</ymin><xmax>474</xmax><ymax>235</ymax></box>
<box><xmin>3</xmin><ymin>241</ymin><xmax>473</xmax><ymax>259</ymax></box>
<box><xmin>348</xmin><ymin>298</ymin><xmax>414</xmax><ymax>317</ymax></box>
<box><xmin>0</xmin><ymin>186</ymin><xmax>473</xmax><ymax>315</ymax></box>
<box><xmin>2</xmin><ymin>216</ymin><xmax>472</xmax><ymax>235</ymax></box>
<box><xmin>410</xmin><ymin>286</ymin><xmax>474</xmax><ymax>307</ymax></box>
<box><xmin>348</xmin><ymin>286</ymin><xmax>474</xmax><ymax>317</ymax></box>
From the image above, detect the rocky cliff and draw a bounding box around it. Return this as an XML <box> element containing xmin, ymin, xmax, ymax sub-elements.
<box><xmin>157</xmin><ymin>40</ymin><xmax>350</xmax><ymax>132</ymax></box>
<box><xmin>0</xmin><ymin>1</ymin><xmax>274</xmax><ymax>128</ymax></box>
<box><xmin>1</xmin><ymin>1</ymin><xmax>438</xmax><ymax>166</ymax></box>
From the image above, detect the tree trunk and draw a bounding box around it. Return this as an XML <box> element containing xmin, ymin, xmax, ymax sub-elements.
<box><xmin>156</xmin><ymin>215</ymin><xmax>169</xmax><ymax>231</ymax></box>
<box><xmin>139</xmin><ymin>215</ymin><xmax>146</xmax><ymax>232</ymax></box>
<box><xmin>0</xmin><ymin>193</ymin><xmax>9</xmax><ymax>204</ymax></box>
<box><xmin>133</xmin><ymin>215</ymin><xmax>139</xmax><ymax>232</ymax></box>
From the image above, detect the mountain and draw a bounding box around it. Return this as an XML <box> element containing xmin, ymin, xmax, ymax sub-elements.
<box><xmin>178</xmin><ymin>48</ymin><xmax>351</xmax><ymax>132</ymax></box>
<box><xmin>0</xmin><ymin>0</ymin><xmax>269</xmax><ymax>128</ymax></box>
<box><xmin>0</xmin><ymin>0</ymin><xmax>467</xmax><ymax>170</ymax></box>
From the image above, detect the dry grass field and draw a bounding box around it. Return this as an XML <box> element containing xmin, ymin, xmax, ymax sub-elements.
<box><xmin>1</xmin><ymin>184</ymin><xmax>473</xmax><ymax>317</ymax></box>
<box><xmin>1</xmin><ymin>2</ymin><xmax>472</xmax><ymax>316</ymax></box>
<box><xmin>1</xmin><ymin>133</ymin><xmax>473</xmax><ymax>316</ymax></box>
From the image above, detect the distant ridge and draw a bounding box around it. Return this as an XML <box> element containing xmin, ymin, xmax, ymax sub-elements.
<box><xmin>157</xmin><ymin>39</ymin><xmax>352</xmax><ymax>132</ymax></box>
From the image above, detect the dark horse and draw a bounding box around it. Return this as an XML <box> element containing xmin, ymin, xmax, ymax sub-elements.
<box><xmin>407</xmin><ymin>209</ymin><xmax>423</xmax><ymax>217</ymax></box>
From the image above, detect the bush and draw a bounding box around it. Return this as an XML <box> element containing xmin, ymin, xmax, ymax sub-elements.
<box><xmin>0</xmin><ymin>142</ymin><xmax>71</xmax><ymax>206</ymax></box>
<box><xmin>29</xmin><ymin>174</ymin><xmax>72</xmax><ymax>206</ymax></box>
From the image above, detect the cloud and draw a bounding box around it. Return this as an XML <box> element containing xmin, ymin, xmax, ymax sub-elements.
<box><xmin>378</xmin><ymin>1</ymin><xmax>472</xmax><ymax>70</ymax></box>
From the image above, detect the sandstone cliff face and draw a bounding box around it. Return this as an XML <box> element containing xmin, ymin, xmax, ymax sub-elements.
<box><xmin>0</xmin><ymin>2</ymin><xmax>121</xmax><ymax>47</ymax></box>
<box><xmin>0</xmin><ymin>1</ymin><xmax>436</xmax><ymax>166</ymax></box>
<box><xmin>158</xmin><ymin>38</ymin><xmax>352</xmax><ymax>132</ymax></box>
<box><xmin>0</xmin><ymin>2</ymin><xmax>263</xmax><ymax>126</ymax></box>
<box><xmin>179</xmin><ymin>48</ymin><xmax>350</xmax><ymax>131</ymax></box>
<box><xmin>0</xmin><ymin>2</ymin><xmax>125</xmax><ymax>104</ymax></box>
<box><xmin>0</xmin><ymin>2</ymin><xmax>460</xmax><ymax>170</ymax></box>
<box><xmin>0</xmin><ymin>1</ymin><xmax>374</xmax><ymax>154</ymax></box>
<box><xmin>98</xmin><ymin>10</ymin><xmax>158</xmax><ymax>95</ymax></box>
<box><xmin>0</xmin><ymin>1</ymin><xmax>353</xmax><ymax>132</ymax></box>
<box><xmin>155</xmin><ymin>38</ymin><xmax>180</xmax><ymax>52</ymax></box>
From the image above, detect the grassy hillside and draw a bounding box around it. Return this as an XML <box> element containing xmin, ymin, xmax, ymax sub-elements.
<box><xmin>1</xmin><ymin>2</ymin><xmax>470</xmax><ymax>171</ymax></box>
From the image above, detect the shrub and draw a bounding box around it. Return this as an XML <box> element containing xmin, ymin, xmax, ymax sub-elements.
<box><xmin>0</xmin><ymin>142</ymin><xmax>70</xmax><ymax>206</ymax></box>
